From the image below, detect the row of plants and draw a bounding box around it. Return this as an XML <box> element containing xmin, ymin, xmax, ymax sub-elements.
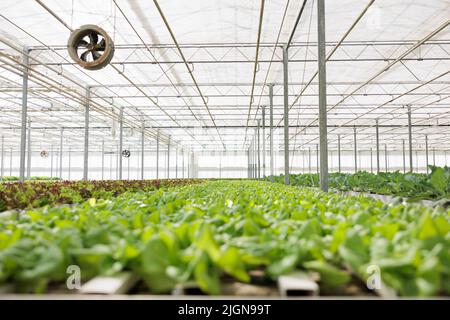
<box><xmin>0</xmin><ymin>176</ymin><xmax>61</xmax><ymax>182</ymax></box>
<box><xmin>0</xmin><ymin>179</ymin><xmax>203</xmax><ymax>212</ymax></box>
<box><xmin>268</xmin><ymin>166</ymin><xmax>450</xmax><ymax>201</ymax></box>
<box><xmin>0</xmin><ymin>180</ymin><xmax>448</xmax><ymax>296</ymax></box>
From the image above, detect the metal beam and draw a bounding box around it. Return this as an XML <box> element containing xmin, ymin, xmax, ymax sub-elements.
<box><xmin>282</xmin><ymin>45</ymin><xmax>289</xmax><ymax>185</ymax></box>
<box><xmin>19</xmin><ymin>48</ymin><xmax>29</xmax><ymax>182</ymax></box>
<box><xmin>31</xmin><ymin>56</ymin><xmax>450</xmax><ymax>67</ymax></box>
<box><xmin>245</xmin><ymin>0</ymin><xmax>266</xmax><ymax>129</ymax></box>
<box><xmin>317</xmin><ymin>0</ymin><xmax>328</xmax><ymax>191</ymax></box>
<box><xmin>29</xmin><ymin>40</ymin><xmax>450</xmax><ymax>51</ymax></box>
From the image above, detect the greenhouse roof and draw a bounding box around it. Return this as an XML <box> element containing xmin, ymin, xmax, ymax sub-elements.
<box><xmin>0</xmin><ymin>0</ymin><xmax>449</xmax><ymax>153</ymax></box>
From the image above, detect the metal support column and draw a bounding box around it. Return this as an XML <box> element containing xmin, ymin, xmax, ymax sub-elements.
<box><xmin>415</xmin><ymin>151</ymin><xmax>418</xmax><ymax>171</ymax></box>
<box><xmin>83</xmin><ymin>87</ymin><xmax>90</xmax><ymax>180</ymax></box>
<box><xmin>376</xmin><ymin>119</ymin><xmax>380</xmax><ymax>173</ymax></box>
<box><xmin>249</xmin><ymin>140</ymin><xmax>252</xmax><ymax>178</ymax></box>
<box><xmin>116</xmin><ymin>143</ymin><xmax>122</xmax><ymax>180</ymax></box>
<box><xmin>433</xmin><ymin>147</ymin><xmax>436</xmax><ymax>166</ymax></box>
<box><xmin>385</xmin><ymin>144</ymin><xmax>388</xmax><ymax>172</ymax></box>
<box><xmin>26</xmin><ymin>119</ymin><xmax>31</xmax><ymax>179</ymax></box>
<box><xmin>252</xmin><ymin>138</ymin><xmax>256</xmax><ymax>179</ymax></box>
<box><xmin>118</xmin><ymin>106</ymin><xmax>124</xmax><ymax>180</ymax></box>
<box><xmin>250</xmin><ymin>139</ymin><xmax>253</xmax><ymax>178</ymax></box>
<box><xmin>338</xmin><ymin>135</ymin><xmax>341</xmax><ymax>173</ymax></box>
<box><xmin>50</xmin><ymin>145</ymin><xmax>54</xmax><ymax>177</ymax></box>
<box><xmin>425</xmin><ymin>134</ymin><xmax>429</xmax><ymax>174</ymax></box>
<box><xmin>219</xmin><ymin>151</ymin><xmax>222</xmax><ymax>178</ymax></box>
<box><xmin>0</xmin><ymin>136</ymin><xmax>3</xmax><ymax>179</ymax></box>
<box><xmin>370</xmin><ymin>148</ymin><xmax>373</xmax><ymax>173</ymax></box>
<box><xmin>59</xmin><ymin>128</ymin><xmax>63</xmax><ymax>179</ymax></box>
<box><xmin>182</xmin><ymin>149</ymin><xmax>185</xmax><ymax>179</ymax></box>
<box><xmin>127</xmin><ymin>155</ymin><xmax>130</xmax><ymax>179</ymax></box>
<box><xmin>269</xmin><ymin>84</ymin><xmax>274</xmax><ymax>181</ymax></box>
<box><xmin>156</xmin><ymin>131</ymin><xmax>160</xmax><ymax>179</ymax></box>
<box><xmin>187</xmin><ymin>150</ymin><xmax>190</xmax><ymax>179</ymax></box>
<box><xmin>316</xmin><ymin>144</ymin><xmax>319</xmax><ymax>174</ymax></box>
<box><xmin>257</xmin><ymin>120</ymin><xmax>261</xmax><ymax>180</ymax></box>
<box><xmin>251</xmin><ymin>147</ymin><xmax>254</xmax><ymax>179</ymax></box>
<box><xmin>55</xmin><ymin>148</ymin><xmax>59</xmax><ymax>180</ymax></box>
<box><xmin>9</xmin><ymin>147</ymin><xmax>12</xmax><ymax>176</ymax></box>
<box><xmin>308</xmin><ymin>147</ymin><xmax>311</xmax><ymax>173</ymax></box>
<box><xmin>262</xmin><ymin>106</ymin><xmax>266</xmax><ymax>177</ymax></box>
<box><xmin>402</xmin><ymin>139</ymin><xmax>406</xmax><ymax>173</ymax></box>
<box><xmin>68</xmin><ymin>147</ymin><xmax>71</xmax><ymax>180</ymax></box>
<box><xmin>101</xmin><ymin>140</ymin><xmax>105</xmax><ymax>180</ymax></box>
<box><xmin>407</xmin><ymin>106</ymin><xmax>413</xmax><ymax>172</ymax></box>
<box><xmin>175</xmin><ymin>148</ymin><xmax>178</xmax><ymax>178</ymax></box>
<box><xmin>19</xmin><ymin>48</ymin><xmax>29</xmax><ymax>182</ymax></box>
<box><xmin>247</xmin><ymin>148</ymin><xmax>250</xmax><ymax>178</ymax></box>
<box><xmin>353</xmin><ymin>127</ymin><xmax>357</xmax><ymax>173</ymax></box>
<box><xmin>141</xmin><ymin>121</ymin><xmax>145</xmax><ymax>180</ymax></box>
<box><xmin>317</xmin><ymin>0</ymin><xmax>328</xmax><ymax>191</ymax></box>
<box><xmin>282</xmin><ymin>45</ymin><xmax>290</xmax><ymax>185</ymax></box>
<box><xmin>167</xmin><ymin>136</ymin><xmax>171</xmax><ymax>179</ymax></box>
<box><xmin>127</xmin><ymin>154</ymin><xmax>130</xmax><ymax>180</ymax></box>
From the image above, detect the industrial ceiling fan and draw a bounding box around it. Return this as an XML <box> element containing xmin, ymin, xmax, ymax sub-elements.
<box><xmin>67</xmin><ymin>24</ymin><xmax>115</xmax><ymax>70</ymax></box>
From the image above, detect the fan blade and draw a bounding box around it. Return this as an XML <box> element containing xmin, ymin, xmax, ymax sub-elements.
<box><xmin>88</xmin><ymin>32</ymin><xmax>99</xmax><ymax>45</ymax></box>
<box><xmin>80</xmin><ymin>50</ymin><xmax>91</xmax><ymax>62</ymax></box>
<box><xmin>92</xmin><ymin>51</ymin><xmax>102</xmax><ymax>61</ymax></box>
<box><xmin>96</xmin><ymin>39</ymin><xmax>106</xmax><ymax>51</ymax></box>
<box><xmin>77</xmin><ymin>40</ymin><xmax>89</xmax><ymax>48</ymax></box>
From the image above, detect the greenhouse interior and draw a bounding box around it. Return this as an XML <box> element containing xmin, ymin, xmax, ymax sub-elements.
<box><xmin>0</xmin><ymin>0</ymin><xmax>449</xmax><ymax>301</ymax></box>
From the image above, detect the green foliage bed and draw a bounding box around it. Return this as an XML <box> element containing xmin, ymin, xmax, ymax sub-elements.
<box><xmin>0</xmin><ymin>176</ymin><xmax>61</xmax><ymax>182</ymax></box>
<box><xmin>0</xmin><ymin>180</ymin><xmax>448</xmax><ymax>296</ymax></box>
<box><xmin>268</xmin><ymin>166</ymin><xmax>450</xmax><ymax>201</ymax></box>
<box><xmin>0</xmin><ymin>179</ymin><xmax>203</xmax><ymax>212</ymax></box>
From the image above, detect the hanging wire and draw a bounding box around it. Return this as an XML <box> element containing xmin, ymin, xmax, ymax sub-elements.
<box><xmin>290</xmin><ymin>0</ymin><xmax>315</xmax><ymax>171</ymax></box>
